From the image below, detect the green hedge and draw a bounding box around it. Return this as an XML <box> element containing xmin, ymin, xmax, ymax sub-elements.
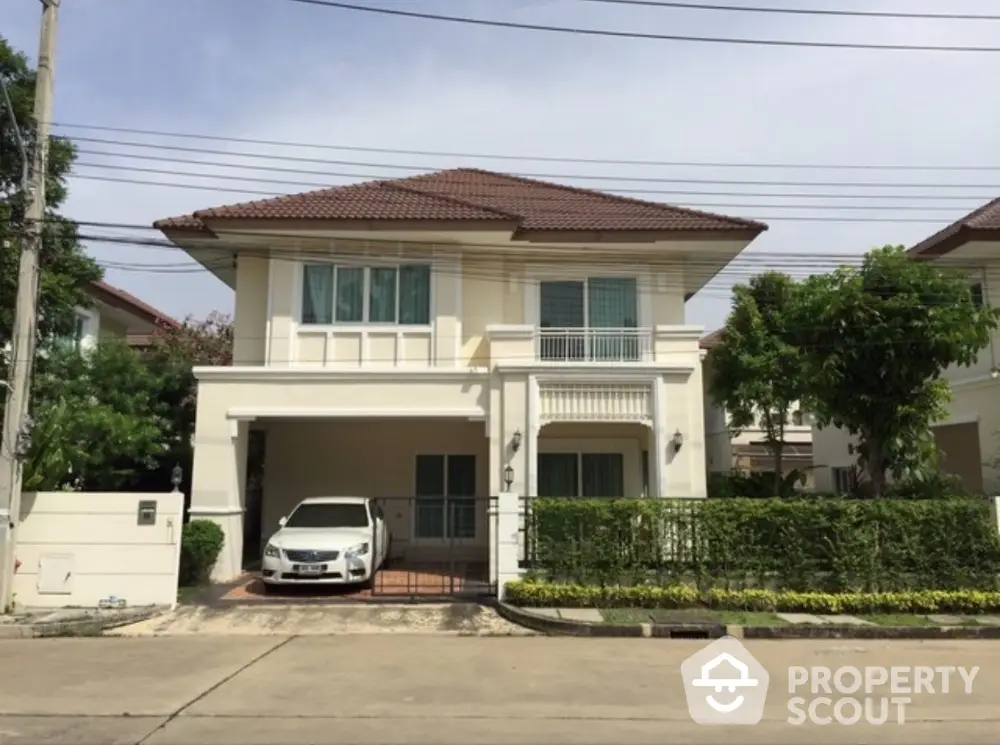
<box><xmin>179</xmin><ymin>519</ymin><xmax>225</xmax><ymax>586</ymax></box>
<box><xmin>505</xmin><ymin>579</ymin><xmax>1000</xmax><ymax>615</ymax></box>
<box><xmin>524</xmin><ymin>497</ymin><xmax>1000</xmax><ymax>592</ymax></box>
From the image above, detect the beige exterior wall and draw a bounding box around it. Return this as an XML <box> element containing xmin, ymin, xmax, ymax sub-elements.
<box><xmin>12</xmin><ymin>491</ymin><xmax>183</xmax><ymax>609</ymax></box>
<box><xmin>243</xmin><ymin>248</ymin><xmax>692</xmax><ymax>370</ymax></box>
<box><xmin>813</xmin><ymin>383</ymin><xmax>1000</xmax><ymax>494</ymax></box>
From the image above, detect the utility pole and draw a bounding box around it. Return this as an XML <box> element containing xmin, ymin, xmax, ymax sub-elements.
<box><xmin>0</xmin><ymin>0</ymin><xmax>61</xmax><ymax>613</ymax></box>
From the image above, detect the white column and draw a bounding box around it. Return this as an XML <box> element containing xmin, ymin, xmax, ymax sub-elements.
<box><xmin>189</xmin><ymin>414</ymin><xmax>248</xmax><ymax>583</ymax></box>
<box><xmin>527</xmin><ymin>376</ymin><xmax>540</xmax><ymax>498</ymax></box>
<box><xmin>651</xmin><ymin>376</ymin><xmax>667</xmax><ymax>497</ymax></box>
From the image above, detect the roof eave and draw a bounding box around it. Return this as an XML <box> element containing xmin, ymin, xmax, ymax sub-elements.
<box><xmin>908</xmin><ymin>226</ymin><xmax>1000</xmax><ymax>259</ymax></box>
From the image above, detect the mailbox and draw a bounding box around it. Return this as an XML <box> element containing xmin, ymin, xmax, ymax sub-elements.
<box><xmin>137</xmin><ymin>500</ymin><xmax>157</xmax><ymax>526</ymax></box>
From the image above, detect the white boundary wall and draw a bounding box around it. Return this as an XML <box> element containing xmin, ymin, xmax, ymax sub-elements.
<box><xmin>11</xmin><ymin>491</ymin><xmax>184</xmax><ymax>609</ymax></box>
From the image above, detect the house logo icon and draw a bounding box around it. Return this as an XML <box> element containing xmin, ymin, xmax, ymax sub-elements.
<box><xmin>681</xmin><ymin>636</ymin><xmax>770</xmax><ymax>725</ymax></box>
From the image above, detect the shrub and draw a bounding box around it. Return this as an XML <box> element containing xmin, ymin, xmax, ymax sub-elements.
<box><xmin>523</xmin><ymin>496</ymin><xmax>1000</xmax><ymax>592</ymax></box>
<box><xmin>504</xmin><ymin>579</ymin><xmax>1000</xmax><ymax>615</ymax></box>
<box><xmin>179</xmin><ymin>519</ymin><xmax>225</xmax><ymax>586</ymax></box>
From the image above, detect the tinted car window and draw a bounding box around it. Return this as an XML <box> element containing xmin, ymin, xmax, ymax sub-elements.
<box><xmin>285</xmin><ymin>503</ymin><xmax>370</xmax><ymax>528</ymax></box>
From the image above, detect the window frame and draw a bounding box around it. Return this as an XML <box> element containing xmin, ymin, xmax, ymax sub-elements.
<box><xmin>970</xmin><ymin>282</ymin><xmax>985</xmax><ymax>309</ymax></box>
<box><xmin>831</xmin><ymin>466</ymin><xmax>853</xmax><ymax>495</ymax></box>
<box><xmin>537</xmin><ymin>277</ymin><xmax>640</xmax><ymax>331</ymax></box>
<box><xmin>413</xmin><ymin>453</ymin><xmax>478</xmax><ymax>542</ymax></box>
<box><xmin>537</xmin><ymin>451</ymin><xmax>626</xmax><ymax>498</ymax></box>
<box><xmin>299</xmin><ymin>261</ymin><xmax>433</xmax><ymax>327</ymax></box>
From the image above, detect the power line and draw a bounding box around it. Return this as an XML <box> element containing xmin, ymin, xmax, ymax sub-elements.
<box><xmin>61</xmin><ymin>138</ymin><xmax>1000</xmax><ymax>188</ymax></box>
<box><xmin>67</xmin><ymin>161</ymin><xmax>981</xmax><ymax>213</ymax></box>
<box><xmin>70</xmin><ymin>148</ymin><xmax>1000</xmax><ymax>201</ymax></box>
<box><xmin>275</xmin><ymin>0</ymin><xmax>1000</xmax><ymax>52</ymax></box>
<box><xmin>65</xmin><ymin>173</ymin><xmax>978</xmax><ymax>224</ymax></box>
<box><xmin>566</xmin><ymin>0</ymin><xmax>1000</xmax><ymax>22</ymax></box>
<box><xmin>50</xmin><ymin>122</ymin><xmax>1000</xmax><ymax>172</ymax></box>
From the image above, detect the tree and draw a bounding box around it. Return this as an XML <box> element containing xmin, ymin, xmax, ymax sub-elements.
<box><xmin>118</xmin><ymin>313</ymin><xmax>234</xmax><ymax>492</ymax></box>
<box><xmin>1</xmin><ymin>36</ymin><xmax>102</xmax><ymax>355</ymax></box>
<box><xmin>707</xmin><ymin>272</ymin><xmax>810</xmax><ymax>495</ymax></box>
<box><xmin>23</xmin><ymin>340</ymin><xmax>170</xmax><ymax>491</ymax></box>
<box><xmin>791</xmin><ymin>245</ymin><xmax>999</xmax><ymax>497</ymax></box>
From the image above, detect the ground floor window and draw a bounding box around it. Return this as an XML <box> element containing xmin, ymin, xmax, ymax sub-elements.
<box><xmin>831</xmin><ymin>466</ymin><xmax>853</xmax><ymax>495</ymax></box>
<box><xmin>414</xmin><ymin>454</ymin><xmax>477</xmax><ymax>539</ymax></box>
<box><xmin>537</xmin><ymin>452</ymin><xmax>625</xmax><ymax>497</ymax></box>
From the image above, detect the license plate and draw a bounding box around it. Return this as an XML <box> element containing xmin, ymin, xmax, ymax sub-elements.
<box><xmin>297</xmin><ymin>564</ymin><xmax>324</xmax><ymax>575</ymax></box>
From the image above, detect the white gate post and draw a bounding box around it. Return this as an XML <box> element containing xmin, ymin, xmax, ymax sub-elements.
<box><xmin>494</xmin><ymin>491</ymin><xmax>522</xmax><ymax>600</ymax></box>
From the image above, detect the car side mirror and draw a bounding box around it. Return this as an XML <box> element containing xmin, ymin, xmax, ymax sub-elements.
<box><xmin>278</xmin><ymin>516</ymin><xmax>287</xmax><ymax>527</ymax></box>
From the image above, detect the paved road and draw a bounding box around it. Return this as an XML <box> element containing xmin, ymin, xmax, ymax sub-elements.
<box><xmin>1</xmin><ymin>636</ymin><xmax>999</xmax><ymax>745</ymax></box>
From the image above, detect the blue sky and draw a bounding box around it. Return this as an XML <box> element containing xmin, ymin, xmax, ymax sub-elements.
<box><xmin>6</xmin><ymin>0</ymin><xmax>1000</xmax><ymax>330</ymax></box>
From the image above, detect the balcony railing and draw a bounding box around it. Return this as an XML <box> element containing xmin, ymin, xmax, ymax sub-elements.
<box><xmin>535</xmin><ymin>327</ymin><xmax>653</xmax><ymax>363</ymax></box>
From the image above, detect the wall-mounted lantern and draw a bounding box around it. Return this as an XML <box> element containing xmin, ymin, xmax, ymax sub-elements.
<box><xmin>511</xmin><ymin>429</ymin><xmax>522</xmax><ymax>453</ymax></box>
<box><xmin>671</xmin><ymin>430</ymin><xmax>684</xmax><ymax>454</ymax></box>
<box><xmin>503</xmin><ymin>464</ymin><xmax>515</xmax><ymax>490</ymax></box>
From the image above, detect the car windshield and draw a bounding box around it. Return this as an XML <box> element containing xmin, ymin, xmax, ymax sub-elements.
<box><xmin>285</xmin><ymin>503</ymin><xmax>370</xmax><ymax>529</ymax></box>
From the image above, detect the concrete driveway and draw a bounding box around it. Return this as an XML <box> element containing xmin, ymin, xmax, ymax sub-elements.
<box><xmin>1</xmin><ymin>636</ymin><xmax>999</xmax><ymax>744</ymax></box>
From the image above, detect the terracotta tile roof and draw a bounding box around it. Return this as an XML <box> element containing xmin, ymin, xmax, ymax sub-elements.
<box><xmin>908</xmin><ymin>197</ymin><xmax>1000</xmax><ymax>257</ymax></box>
<box><xmin>154</xmin><ymin>168</ymin><xmax>766</xmax><ymax>237</ymax></box>
<box><xmin>89</xmin><ymin>280</ymin><xmax>181</xmax><ymax>329</ymax></box>
<box><xmin>700</xmin><ymin>328</ymin><xmax>725</xmax><ymax>350</ymax></box>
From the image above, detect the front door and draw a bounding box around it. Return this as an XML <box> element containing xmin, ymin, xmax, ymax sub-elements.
<box><xmin>537</xmin><ymin>453</ymin><xmax>625</xmax><ymax>497</ymax></box>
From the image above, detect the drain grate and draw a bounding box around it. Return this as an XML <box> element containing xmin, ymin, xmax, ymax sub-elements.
<box><xmin>669</xmin><ymin>629</ymin><xmax>713</xmax><ymax>639</ymax></box>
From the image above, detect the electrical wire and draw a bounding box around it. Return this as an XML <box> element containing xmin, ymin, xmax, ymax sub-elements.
<box><xmin>65</xmin><ymin>174</ymin><xmax>982</xmax><ymax>224</ymax></box>
<box><xmin>562</xmin><ymin>0</ymin><xmax>1000</xmax><ymax>21</ymax></box>
<box><xmin>62</xmin><ymin>135</ymin><xmax>1000</xmax><ymax>188</ymax></box>
<box><xmin>274</xmin><ymin>0</ymin><xmax>1000</xmax><ymax>53</ymax></box>
<box><xmin>48</xmin><ymin>122</ymin><xmax>1000</xmax><ymax>172</ymax></box>
<box><xmin>67</xmin><ymin>162</ymin><xmax>983</xmax><ymax>213</ymax></box>
<box><xmin>69</xmin><ymin>148</ymin><xmax>1000</xmax><ymax>203</ymax></box>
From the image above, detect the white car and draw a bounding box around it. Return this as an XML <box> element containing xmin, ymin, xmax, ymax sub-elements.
<box><xmin>260</xmin><ymin>496</ymin><xmax>390</xmax><ymax>590</ymax></box>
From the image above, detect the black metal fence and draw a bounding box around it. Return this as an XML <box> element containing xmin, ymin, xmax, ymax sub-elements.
<box><xmin>368</xmin><ymin>495</ymin><xmax>497</xmax><ymax>600</ymax></box>
<box><xmin>517</xmin><ymin>495</ymin><xmax>1000</xmax><ymax>592</ymax></box>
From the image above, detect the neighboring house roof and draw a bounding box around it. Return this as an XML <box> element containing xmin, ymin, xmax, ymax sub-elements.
<box><xmin>907</xmin><ymin>197</ymin><xmax>1000</xmax><ymax>258</ymax></box>
<box><xmin>88</xmin><ymin>280</ymin><xmax>181</xmax><ymax>330</ymax></box>
<box><xmin>154</xmin><ymin>168</ymin><xmax>767</xmax><ymax>239</ymax></box>
<box><xmin>700</xmin><ymin>328</ymin><xmax>725</xmax><ymax>350</ymax></box>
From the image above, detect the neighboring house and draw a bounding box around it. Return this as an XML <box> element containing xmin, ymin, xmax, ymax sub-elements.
<box><xmin>700</xmin><ymin>330</ymin><xmax>813</xmax><ymax>481</ymax></box>
<box><xmin>812</xmin><ymin>197</ymin><xmax>1000</xmax><ymax>494</ymax></box>
<box><xmin>154</xmin><ymin>167</ymin><xmax>767</xmax><ymax>581</ymax></box>
<box><xmin>67</xmin><ymin>280</ymin><xmax>180</xmax><ymax>351</ymax></box>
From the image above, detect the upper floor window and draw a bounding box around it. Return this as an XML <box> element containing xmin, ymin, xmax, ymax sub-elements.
<box><xmin>301</xmin><ymin>263</ymin><xmax>431</xmax><ymax>325</ymax></box>
<box><xmin>56</xmin><ymin>312</ymin><xmax>89</xmax><ymax>351</ymax></box>
<box><xmin>539</xmin><ymin>277</ymin><xmax>637</xmax><ymax>330</ymax></box>
<box><xmin>791</xmin><ymin>410</ymin><xmax>804</xmax><ymax>427</ymax></box>
<box><xmin>970</xmin><ymin>282</ymin><xmax>985</xmax><ymax>309</ymax></box>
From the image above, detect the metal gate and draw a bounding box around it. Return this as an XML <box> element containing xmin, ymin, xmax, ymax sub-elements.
<box><xmin>369</xmin><ymin>496</ymin><xmax>497</xmax><ymax>600</ymax></box>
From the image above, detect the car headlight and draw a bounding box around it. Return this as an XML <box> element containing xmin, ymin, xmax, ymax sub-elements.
<box><xmin>263</xmin><ymin>543</ymin><xmax>281</xmax><ymax>558</ymax></box>
<box><xmin>345</xmin><ymin>542</ymin><xmax>370</xmax><ymax>557</ymax></box>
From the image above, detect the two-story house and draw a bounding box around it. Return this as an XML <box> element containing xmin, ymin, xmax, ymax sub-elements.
<box><xmin>69</xmin><ymin>280</ymin><xmax>180</xmax><ymax>351</ymax></box>
<box><xmin>812</xmin><ymin>197</ymin><xmax>1000</xmax><ymax>494</ymax></box>
<box><xmin>700</xmin><ymin>330</ymin><xmax>813</xmax><ymax>481</ymax></box>
<box><xmin>154</xmin><ymin>168</ymin><xmax>767</xmax><ymax>581</ymax></box>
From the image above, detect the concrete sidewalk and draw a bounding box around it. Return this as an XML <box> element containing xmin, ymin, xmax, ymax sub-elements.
<box><xmin>2</xmin><ymin>636</ymin><xmax>1000</xmax><ymax>744</ymax></box>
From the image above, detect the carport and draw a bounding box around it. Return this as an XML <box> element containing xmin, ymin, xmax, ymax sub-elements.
<box><xmin>233</xmin><ymin>416</ymin><xmax>494</xmax><ymax>599</ymax></box>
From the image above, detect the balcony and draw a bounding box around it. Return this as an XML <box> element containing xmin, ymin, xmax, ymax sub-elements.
<box><xmin>535</xmin><ymin>327</ymin><xmax>652</xmax><ymax>363</ymax></box>
<box><xmin>485</xmin><ymin>324</ymin><xmax>701</xmax><ymax>369</ymax></box>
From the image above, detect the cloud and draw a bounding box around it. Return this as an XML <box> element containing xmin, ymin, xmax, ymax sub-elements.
<box><xmin>5</xmin><ymin>0</ymin><xmax>1000</xmax><ymax>328</ymax></box>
